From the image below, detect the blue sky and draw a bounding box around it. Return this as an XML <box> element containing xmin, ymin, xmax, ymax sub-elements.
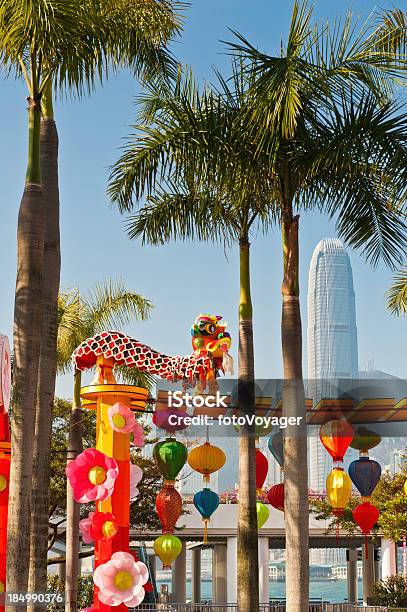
<box><xmin>0</xmin><ymin>0</ymin><xmax>405</xmax><ymax>397</ymax></box>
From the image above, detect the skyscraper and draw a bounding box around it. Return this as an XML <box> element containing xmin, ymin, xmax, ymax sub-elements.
<box><xmin>307</xmin><ymin>238</ymin><xmax>358</xmax><ymax>566</ymax></box>
<box><xmin>307</xmin><ymin>237</ymin><xmax>358</xmax><ymax>383</ymax></box>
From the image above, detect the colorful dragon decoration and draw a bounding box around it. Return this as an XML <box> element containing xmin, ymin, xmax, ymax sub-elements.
<box><xmin>72</xmin><ymin>314</ymin><xmax>233</xmax><ymax>391</ymax></box>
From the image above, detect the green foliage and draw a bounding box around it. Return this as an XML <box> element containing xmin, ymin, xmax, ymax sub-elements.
<box><xmin>387</xmin><ymin>267</ymin><xmax>407</xmax><ymax>316</ymax></box>
<box><xmin>309</xmin><ymin>451</ymin><xmax>407</xmax><ymax>541</ymax></box>
<box><xmin>373</xmin><ymin>574</ymin><xmax>407</xmax><ymax>608</ymax></box>
<box><xmin>47</xmin><ymin>574</ymin><xmax>93</xmax><ymax>611</ymax></box>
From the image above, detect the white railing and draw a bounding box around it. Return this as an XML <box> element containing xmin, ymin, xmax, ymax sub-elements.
<box><xmin>134</xmin><ymin>605</ymin><xmax>403</xmax><ymax>612</ymax></box>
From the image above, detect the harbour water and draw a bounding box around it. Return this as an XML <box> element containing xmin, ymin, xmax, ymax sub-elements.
<box><xmin>156</xmin><ymin>580</ymin><xmax>363</xmax><ymax>603</ymax></box>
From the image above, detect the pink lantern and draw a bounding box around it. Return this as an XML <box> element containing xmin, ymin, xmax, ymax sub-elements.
<box><xmin>93</xmin><ymin>551</ymin><xmax>148</xmax><ymax>607</ymax></box>
<box><xmin>66</xmin><ymin>448</ymin><xmax>118</xmax><ymax>503</ymax></box>
<box><xmin>153</xmin><ymin>409</ymin><xmax>189</xmax><ymax>433</ymax></box>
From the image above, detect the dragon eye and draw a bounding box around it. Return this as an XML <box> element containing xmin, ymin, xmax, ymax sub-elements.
<box><xmin>207</xmin><ymin>324</ymin><xmax>216</xmax><ymax>334</ymax></box>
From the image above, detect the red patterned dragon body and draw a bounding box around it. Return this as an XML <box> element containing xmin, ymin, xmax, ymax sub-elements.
<box><xmin>72</xmin><ymin>314</ymin><xmax>233</xmax><ymax>391</ymax></box>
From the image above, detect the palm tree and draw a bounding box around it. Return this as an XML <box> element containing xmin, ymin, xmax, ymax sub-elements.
<box><xmin>109</xmin><ymin>65</ymin><xmax>277</xmax><ymax>612</ymax></box>
<box><xmin>108</xmin><ymin>5</ymin><xmax>407</xmax><ymax>610</ymax></box>
<box><xmin>387</xmin><ymin>267</ymin><xmax>407</xmax><ymax>315</ymax></box>
<box><xmin>0</xmin><ymin>0</ymin><xmax>183</xmax><ymax>601</ymax></box>
<box><xmin>57</xmin><ymin>281</ymin><xmax>153</xmax><ymax>612</ymax></box>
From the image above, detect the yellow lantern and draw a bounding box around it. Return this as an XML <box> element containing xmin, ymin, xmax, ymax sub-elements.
<box><xmin>187</xmin><ymin>441</ymin><xmax>226</xmax><ymax>484</ymax></box>
<box><xmin>153</xmin><ymin>534</ymin><xmax>182</xmax><ymax>569</ymax></box>
<box><xmin>326</xmin><ymin>467</ymin><xmax>352</xmax><ymax>516</ymax></box>
<box><xmin>404</xmin><ymin>479</ymin><xmax>407</xmax><ymax>496</ymax></box>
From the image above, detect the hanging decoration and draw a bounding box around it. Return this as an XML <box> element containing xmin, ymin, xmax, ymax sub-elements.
<box><xmin>187</xmin><ymin>441</ymin><xmax>226</xmax><ymax>485</ymax></box>
<box><xmin>268</xmin><ymin>431</ymin><xmax>284</xmax><ymax>468</ymax></box>
<box><xmin>156</xmin><ymin>485</ymin><xmax>183</xmax><ymax>535</ymax></box>
<box><xmin>352</xmin><ymin>502</ymin><xmax>380</xmax><ymax>558</ymax></box>
<box><xmin>255</xmin><ymin>448</ymin><xmax>269</xmax><ymax>492</ymax></box>
<box><xmin>256</xmin><ymin>501</ymin><xmax>270</xmax><ymax>529</ymax></box>
<box><xmin>153</xmin><ymin>439</ymin><xmax>188</xmax><ymax>485</ymax></box>
<box><xmin>326</xmin><ymin>468</ymin><xmax>352</xmax><ymax>517</ymax></box>
<box><xmin>267</xmin><ymin>483</ymin><xmax>285</xmax><ymax>512</ymax></box>
<box><xmin>193</xmin><ymin>488</ymin><xmax>220</xmax><ymax>544</ymax></box>
<box><xmin>129</xmin><ymin>464</ymin><xmax>143</xmax><ymax>501</ymax></box>
<box><xmin>350</xmin><ymin>427</ymin><xmax>381</xmax><ymax>454</ymax></box>
<box><xmin>348</xmin><ymin>457</ymin><xmax>381</xmax><ymax>500</ymax></box>
<box><xmin>153</xmin><ymin>534</ymin><xmax>183</xmax><ymax>569</ymax></box>
<box><xmin>153</xmin><ymin>409</ymin><xmax>189</xmax><ymax>433</ymax></box>
<box><xmin>320</xmin><ymin>420</ymin><xmax>354</xmax><ymax>462</ymax></box>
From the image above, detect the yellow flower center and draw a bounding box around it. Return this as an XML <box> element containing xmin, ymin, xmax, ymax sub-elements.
<box><xmin>88</xmin><ymin>466</ymin><xmax>106</xmax><ymax>485</ymax></box>
<box><xmin>0</xmin><ymin>581</ymin><xmax>4</xmax><ymax>594</ymax></box>
<box><xmin>102</xmin><ymin>520</ymin><xmax>117</xmax><ymax>539</ymax></box>
<box><xmin>0</xmin><ymin>475</ymin><xmax>7</xmax><ymax>492</ymax></box>
<box><xmin>114</xmin><ymin>570</ymin><xmax>133</xmax><ymax>591</ymax></box>
<box><xmin>112</xmin><ymin>414</ymin><xmax>126</xmax><ymax>429</ymax></box>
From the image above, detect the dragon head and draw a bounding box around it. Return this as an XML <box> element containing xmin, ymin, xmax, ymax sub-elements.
<box><xmin>191</xmin><ymin>314</ymin><xmax>232</xmax><ymax>364</ymax></box>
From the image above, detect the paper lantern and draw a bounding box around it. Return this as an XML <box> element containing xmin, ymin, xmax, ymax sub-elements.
<box><xmin>153</xmin><ymin>439</ymin><xmax>188</xmax><ymax>484</ymax></box>
<box><xmin>93</xmin><ymin>551</ymin><xmax>148</xmax><ymax>607</ymax></box>
<box><xmin>256</xmin><ymin>449</ymin><xmax>269</xmax><ymax>491</ymax></box>
<box><xmin>352</xmin><ymin>502</ymin><xmax>380</xmax><ymax>558</ymax></box>
<box><xmin>326</xmin><ymin>467</ymin><xmax>352</xmax><ymax>516</ymax></box>
<box><xmin>153</xmin><ymin>534</ymin><xmax>182</xmax><ymax>569</ymax></box>
<box><xmin>349</xmin><ymin>457</ymin><xmax>381</xmax><ymax>498</ymax></box>
<box><xmin>156</xmin><ymin>485</ymin><xmax>183</xmax><ymax>534</ymax></box>
<box><xmin>320</xmin><ymin>419</ymin><xmax>354</xmax><ymax>462</ymax></box>
<box><xmin>268</xmin><ymin>431</ymin><xmax>284</xmax><ymax>467</ymax></box>
<box><xmin>256</xmin><ymin>501</ymin><xmax>269</xmax><ymax>529</ymax></box>
<box><xmin>267</xmin><ymin>483</ymin><xmax>284</xmax><ymax>511</ymax></box>
<box><xmin>350</xmin><ymin>427</ymin><xmax>381</xmax><ymax>453</ymax></box>
<box><xmin>193</xmin><ymin>488</ymin><xmax>220</xmax><ymax>544</ymax></box>
<box><xmin>153</xmin><ymin>409</ymin><xmax>189</xmax><ymax>433</ymax></box>
<box><xmin>188</xmin><ymin>441</ymin><xmax>225</xmax><ymax>484</ymax></box>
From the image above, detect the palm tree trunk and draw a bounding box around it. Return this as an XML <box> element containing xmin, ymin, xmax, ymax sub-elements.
<box><xmin>237</xmin><ymin>238</ymin><xmax>259</xmax><ymax>612</ymax></box>
<box><xmin>28</xmin><ymin>85</ymin><xmax>61</xmax><ymax>610</ymax></box>
<box><xmin>65</xmin><ymin>370</ymin><xmax>83</xmax><ymax>612</ymax></box>
<box><xmin>7</xmin><ymin>96</ymin><xmax>45</xmax><ymax>610</ymax></box>
<box><xmin>281</xmin><ymin>214</ymin><xmax>309</xmax><ymax>612</ymax></box>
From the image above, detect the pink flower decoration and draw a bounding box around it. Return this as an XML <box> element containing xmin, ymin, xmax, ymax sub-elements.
<box><xmin>131</xmin><ymin>422</ymin><xmax>145</xmax><ymax>447</ymax></box>
<box><xmin>79</xmin><ymin>512</ymin><xmax>94</xmax><ymax>544</ymax></box>
<box><xmin>108</xmin><ymin>402</ymin><xmax>136</xmax><ymax>433</ymax></box>
<box><xmin>93</xmin><ymin>551</ymin><xmax>148</xmax><ymax>607</ymax></box>
<box><xmin>130</xmin><ymin>464</ymin><xmax>143</xmax><ymax>501</ymax></box>
<box><xmin>66</xmin><ymin>448</ymin><xmax>118</xmax><ymax>503</ymax></box>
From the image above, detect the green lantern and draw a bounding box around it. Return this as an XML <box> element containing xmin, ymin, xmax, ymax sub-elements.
<box><xmin>350</xmin><ymin>427</ymin><xmax>381</xmax><ymax>453</ymax></box>
<box><xmin>256</xmin><ymin>500</ymin><xmax>269</xmax><ymax>529</ymax></box>
<box><xmin>153</xmin><ymin>438</ymin><xmax>188</xmax><ymax>483</ymax></box>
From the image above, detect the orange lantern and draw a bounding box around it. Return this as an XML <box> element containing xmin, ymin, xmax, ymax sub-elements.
<box><xmin>187</xmin><ymin>441</ymin><xmax>226</xmax><ymax>484</ymax></box>
<box><xmin>320</xmin><ymin>419</ymin><xmax>354</xmax><ymax>462</ymax></box>
<box><xmin>326</xmin><ymin>467</ymin><xmax>352</xmax><ymax>517</ymax></box>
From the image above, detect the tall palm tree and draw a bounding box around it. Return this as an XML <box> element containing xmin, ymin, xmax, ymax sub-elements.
<box><xmin>108</xmin><ymin>73</ymin><xmax>407</xmax><ymax>612</ymax></box>
<box><xmin>387</xmin><ymin>267</ymin><xmax>407</xmax><ymax>315</ymax></box>
<box><xmin>109</xmin><ymin>65</ymin><xmax>277</xmax><ymax>612</ymax></box>
<box><xmin>0</xmin><ymin>0</ymin><xmax>183</xmax><ymax>601</ymax></box>
<box><xmin>57</xmin><ymin>281</ymin><xmax>153</xmax><ymax>612</ymax></box>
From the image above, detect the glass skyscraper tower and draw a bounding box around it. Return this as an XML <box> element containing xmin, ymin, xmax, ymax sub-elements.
<box><xmin>307</xmin><ymin>237</ymin><xmax>358</xmax><ymax>383</ymax></box>
<box><xmin>307</xmin><ymin>238</ymin><xmax>358</xmax><ymax>565</ymax></box>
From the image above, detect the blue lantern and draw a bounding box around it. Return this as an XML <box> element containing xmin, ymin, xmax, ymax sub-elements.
<box><xmin>193</xmin><ymin>488</ymin><xmax>219</xmax><ymax>544</ymax></box>
<box><xmin>268</xmin><ymin>431</ymin><xmax>284</xmax><ymax>467</ymax></box>
<box><xmin>348</xmin><ymin>457</ymin><xmax>381</xmax><ymax>498</ymax></box>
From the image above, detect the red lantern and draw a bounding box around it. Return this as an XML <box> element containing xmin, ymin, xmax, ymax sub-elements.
<box><xmin>267</xmin><ymin>483</ymin><xmax>284</xmax><ymax>511</ymax></box>
<box><xmin>155</xmin><ymin>484</ymin><xmax>183</xmax><ymax>534</ymax></box>
<box><xmin>320</xmin><ymin>419</ymin><xmax>354</xmax><ymax>462</ymax></box>
<box><xmin>352</xmin><ymin>502</ymin><xmax>379</xmax><ymax>558</ymax></box>
<box><xmin>256</xmin><ymin>448</ymin><xmax>268</xmax><ymax>491</ymax></box>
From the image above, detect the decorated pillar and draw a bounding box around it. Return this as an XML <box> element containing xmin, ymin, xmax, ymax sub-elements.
<box><xmin>0</xmin><ymin>335</ymin><xmax>11</xmax><ymax>609</ymax></box>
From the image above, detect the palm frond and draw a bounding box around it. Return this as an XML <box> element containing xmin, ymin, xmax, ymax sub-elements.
<box><xmin>115</xmin><ymin>364</ymin><xmax>156</xmax><ymax>392</ymax></box>
<box><xmin>83</xmin><ymin>280</ymin><xmax>153</xmax><ymax>335</ymax></box>
<box><xmin>57</xmin><ymin>289</ymin><xmax>87</xmax><ymax>374</ymax></box>
<box><xmin>386</xmin><ymin>267</ymin><xmax>407</xmax><ymax>315</ymax></box>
